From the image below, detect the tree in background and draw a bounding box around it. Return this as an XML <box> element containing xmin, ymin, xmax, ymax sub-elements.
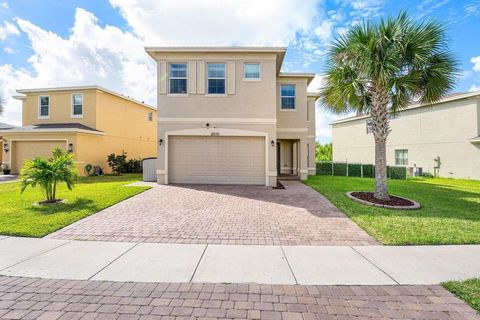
<box><xmin>316</xmin><ymin>142</ymin><xmax>332</xmax><ymax>161</ymax></box>
<box><xmin>0</xmin><ymin>95</ymin><xmax>4</xmax><ymax>115</ymax></box>
<box><xmin>320</xmin><ymin>12</ymin><xmax>457</xmax><ymax>200</ymax></box>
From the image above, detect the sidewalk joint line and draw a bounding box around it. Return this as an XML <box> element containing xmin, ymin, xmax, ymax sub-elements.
<box><xmin>280</xmin><ymin>245</ymin><xmax>298</xmax><ymax>285</ymax></box>
<box><xmin>87</xmin><ymin>242</ymin><xmax>139</xmax><ymax>281</ymax></box>
<box><xmin>190</xmin><ymin>244</ymin><xmax>208</xmax><ymax>283</ymax></box>
<box><xmin>0</xmin><ymin>239</ymin><xmax>72</xmax><ymax>272</ymax></box>
<box><xmin>350</xmin><ymin>246</ymin><xmax>400</xmax><ymax>285</ymax></box>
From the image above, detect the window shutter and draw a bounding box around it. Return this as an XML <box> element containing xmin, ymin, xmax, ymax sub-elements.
<box><xmin>188</xmin><ymin>61</ymin><xmax>196</xmax><ymax>94</ymax></box>
<box><xmin>158</xmin><ymin>61</ymin><xmax>167</xmax><ymax>94</ymax></box>
<box><xmin>227</xmin><ymin>61</ymin><xmax>235</xmax><ymax>94</ymax></box>
<box><xmin>197</xmin><ymin>61</ymin><xmax>205</xmax><ymax>94</ymax></box>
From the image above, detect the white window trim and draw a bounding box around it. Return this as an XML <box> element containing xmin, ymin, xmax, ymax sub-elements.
<box><xmin>394</xmin><ymin>149</ymin><xmax>408</xmax><ymax>166</ymax></box>
<box><xmin>280</xmin><ymin>84</ymin><xmax>296</xmax><ymax>111</ymax></box>
<box><xmin>168</xmin><ymin>62</ymin><xmax>188</xmax><ymax>95</ymax></box>
<box><xmin>207</xmin><ymin>62</ymin><xmax>226</xmax><ymax>95</ymax></box>
<box><xmin>38</xmin><ymin>95</ymin><xmax>50</xmax><ymax>119</ymax></box>
<box><xmin>71</xmin><ymin>93</ymin><xmax>84</xmax><ymax>118</ymax></box>
<box><xmin>243</xmin><ymin>62</ymin><xmax>261</xmax><ymax>81</ymax></box>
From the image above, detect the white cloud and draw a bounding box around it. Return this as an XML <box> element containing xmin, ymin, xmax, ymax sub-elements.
<box><xmin>469</xmin><ymin>84</ymin><xmax>480</xmax><ymax>92</ymax></box>
<box><xmin>0</xmin><ymin>8</ymin><xmax>156</xmax><ymax>124</ymax></box>
<box><xmin>109</xmin><ymin>0</ymin><xmax>320</xmax><ymax>46</ymax></box>
<box><xmin>1</xmin><ymin>2</ymin><xmax>8</xmax><ymax>9</ymax></box>
<box><xmin>471</xmin><ymin>56</ymin><xmax>480</xmax><ymax>72</ymax></box>
<box><xmin>3</xmin><ymin>47</ymin><xmax>13</xmax><ymax>53</ymax></box>
<box><xmin>0</xmin><ymin>21</ymin><xmax>19</xmax><ymax>40</ymax></box>
<box><xmin>314</xmin><ymin>21</ymin><xmax>333</xmax><ymax>42</ymax></box>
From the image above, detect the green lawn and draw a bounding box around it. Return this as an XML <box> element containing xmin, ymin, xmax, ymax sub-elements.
<box><xmin>0</xmin><ymin>174</ymin><xmax>149</xmax><ymax>237</ymax></box>
<box><xmin>443</xmin><ymin>278</ymin><xmax>480</xmax><ymax>313</ymax></box>
<box><xmin>305</xmin><ymin>175</ymin><xmax>480</xmax><ymax>245</ymax></box>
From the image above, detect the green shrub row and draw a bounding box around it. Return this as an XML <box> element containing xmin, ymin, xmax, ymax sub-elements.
<box><xmin>315</xmin><ymin>162</ymin><xmax>406</xmax><ymax>180</ymax></box>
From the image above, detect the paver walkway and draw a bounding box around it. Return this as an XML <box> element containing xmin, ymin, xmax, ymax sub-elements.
<box><xmin>0</xmin><ymin>276</ymin><xmax>478</xmax><ymax>320</ymax></box>
<box><xmin>47</xmin><ymin>181</ymin><xmax>376</xmax><ymax>246</ymax></box>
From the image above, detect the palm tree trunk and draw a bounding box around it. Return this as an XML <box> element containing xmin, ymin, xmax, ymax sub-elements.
<box><xmin>374</xmin><ymin>139</ymin><xmax>389</xmax><ymax>200</ymax></box>
<box><xmin>52</xmin><ymin>181</ymin><xmax>57</xmax><ymax>202</ymax></box>
<box><xmin>370</xmin><ymin>88</ymin><xmax>391</xmax><ymax>201</ymax></box>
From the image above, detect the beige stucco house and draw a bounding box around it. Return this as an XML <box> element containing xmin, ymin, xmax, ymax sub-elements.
<box><xmin>0</xmin><ymin>86</ymin><xmax>157</xmax><ymax>174</ymax></box>
<box><xmin>332</xmin><ymin>91</ymin><xmax>480</xmax><ymax>179</ymax></box>
<box><xmin>145</xmin><ymin>47</ymin><xmax>318</xmax><ymax>186</ymax></box>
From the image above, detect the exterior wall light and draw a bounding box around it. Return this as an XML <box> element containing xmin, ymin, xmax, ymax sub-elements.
<box><xmin>158</xmin><ymin>139</ymin><xmax>163</xmax><ymax>146</ymax></box>
<box><xmin>206</xmin><ymin>123</ymin><xmax>210</xmax><ymax>129</ymax></box>
<box><xmin>68</xmin><ymin>143</ymin><xmax>74</xmax><ymax>153</ymax></box>
<box><xmin>3</xmin><ymin>142</ymin><xmax>9</xmax><ymax>152</ymax></box>
<box><xmin>271</xmin><ymin>140</ymin><xmax>275</xmax><ymax>147</ymax></box>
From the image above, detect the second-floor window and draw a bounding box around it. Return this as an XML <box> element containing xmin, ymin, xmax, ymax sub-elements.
<box><xmin>395</xmin><ymin>149</ymin><xmax>408</xmax><ymax>166</ymax></box>
<box><xmin>72</xmin><ymin>94</ymin><xmax>83</xmax><ymax>117</ymax></box>
<box><xmin>244</xmin><ymin>63</ymin><xmax>260</xmax><ymax>79</ymax></box>
<box><xmin>208</xmin><ymin>63</ymin><xmax>226</xmax><ymax>94</ymax></box>
<box><xmin>169</xmin><ymin>63</ymin><xmax>187</xmax><ymax>94</ymax></box>
<box><xmin>281</xmin><ymin>84</ymin><xmax>295</xmax><ymax>109</ymax></box>
<box><xmin>38</xmin><ymin>95</ymin><xmax>49</xmax><ymax>118</ymax></box>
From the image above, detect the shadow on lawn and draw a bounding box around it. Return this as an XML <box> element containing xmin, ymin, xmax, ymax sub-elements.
<box><xmin>29</xmin><ymin>198</ymin><xmax>98</xmax><ymax>215</ymax></box>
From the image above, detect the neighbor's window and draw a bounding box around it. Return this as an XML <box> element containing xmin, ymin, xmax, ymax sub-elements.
<box><xmin>147</xmin><ymin>112</ymin><xmax>153</xmax><ymax>121</ymax></box>
<box><xmin>207</xmin><ymin>63</ymin><xmax>226</xmax><ymax>94</ymax></box>
<box><xmin>281</xmin><ymin>84</ymin><xmax>295</xmax><ymax>109</ymax></box>
<box><xmin>395</xmin><ymin>149</ymin><xmax>408</xmax><ymax>166</ymax></box>
<box><xmin>39</xmin><ymin>95</ymin><xmax>49</xmax><ymax>117</ymax></box>
<box><xmin>244</xmin><ymin>63</ymin><xmax>260</xmax><ymax>79</ymax></box>
<box><xmin>72</xmin><ymin>94</ymin><xmax>83</xmax><ymax>116</ymax></box>
<box><xmin>169</xmin><ymin>63</ymin><xmax>187</xmax><ymax>94</ymax></box>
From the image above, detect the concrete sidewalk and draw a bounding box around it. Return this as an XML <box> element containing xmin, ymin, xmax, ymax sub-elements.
<box><xmin>1</xmin><ymin>236</ymin><xmax>480</xmax><ymax>285</ymax></box>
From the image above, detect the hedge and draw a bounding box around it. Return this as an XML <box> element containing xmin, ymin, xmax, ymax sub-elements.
<box><xmin>315</xmin><ymin>161</ymin><xmax>406</xmax><ymax>180</ymax></box>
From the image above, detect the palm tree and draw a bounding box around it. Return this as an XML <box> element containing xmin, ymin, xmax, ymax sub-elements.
<box><xmin>20</xmin><ymin>148</ymin><xmax>78</xmax><ymax>203</ymax></box>
<box><xmin>320</xmin><ymin>12</ymin><xmax>458</xmax><ymax>200</ymax></box>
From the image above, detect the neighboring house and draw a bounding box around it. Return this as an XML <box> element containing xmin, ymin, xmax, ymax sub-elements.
<box><xmin>145</xmin><ymin>46</ymin><xmax>318</xmax><ymax>186</ymax></box>
<box><xmin>0</xmin><ymin>86</ymin><xmax>157</xmax><ymax>174</ymax></box>
<box><xmin>0</xmin><ymin>122</ymin><xmax>14</xmax><ymax>166</ymax></box>
<box><xmin>331</xmin><ymin>91</ymin><xmax>480</xmax><ymax>179</ymax></box>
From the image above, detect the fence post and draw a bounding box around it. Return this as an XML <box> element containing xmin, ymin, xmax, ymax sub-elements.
<box><xmin>331</xmin><ymin>161</ymin><xmax>334</xmax><ymax>176</ymax></box>
<box><xmin>346</xmin><ymin>159</ymin><xmax>349</xmax><ymax>177</ymax></box>
<box><xmin>361</xmin><ymin>163</ymin><xmax>363</xmax><ymax>178</ymax></box>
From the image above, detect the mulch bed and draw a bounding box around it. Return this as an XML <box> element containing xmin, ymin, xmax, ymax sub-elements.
<box><xmin>351</xmin><ymin>192</ymin><xmax>414</xmax><ymax>207</ymax></box>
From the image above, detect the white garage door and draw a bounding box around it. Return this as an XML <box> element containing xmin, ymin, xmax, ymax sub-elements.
<box><xmin>168</xmin><ymin>136</ymin><xmax>265</xmax><ymax>185</ymax></box>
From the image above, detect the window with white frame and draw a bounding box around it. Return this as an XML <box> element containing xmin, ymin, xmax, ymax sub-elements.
<box><xmin>39</xmin><ymin>96</ymin><xmax>49</xmax><ymax>118</ymax></box>
<box><xmin>244</xmin><ymin>63</ymin><xmax>260</xmax><ymax>79</ymax></box>
<box><xmin>72</xmin><ymin>94</ymin><xmax>83</xmax><ymax>116</ymax></box>
<box><xmin>281</xmin><ymin>84</ymin><xmax>295</xmax><ymax>109</ymax></box>
<box><xmin>207</xmin><ymin>63</ymin><xmax>226</xmax><ymax>94</ymax></box>
<box><xmin>169</xmin><ymin>63</ymin><xmax>187</xmax><ymax>94</ymax></box>
<box><xmin>395</xmin><ymin>149</ymin><xmax>408</xmax><ymax>166</ymax></box>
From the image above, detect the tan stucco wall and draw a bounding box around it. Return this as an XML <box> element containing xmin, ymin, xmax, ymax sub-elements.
<box><xmin>1</xmin><ymin>132</ymin><xmax>78</xmax><ymax>173</ymax></box>
<box><xmin>22</xmin><ymin>90</ymin><xmax>97</xmax><ymax>128</ymax></box>
<box><xmin>156</xmin><ymin>52</ymin><xmax>277</xmax><ymax>119</ymax></box>
<box><xmin>332</xmin><ymin>97</ymin><xmax>480</xmax><ymax>179</ymax></box>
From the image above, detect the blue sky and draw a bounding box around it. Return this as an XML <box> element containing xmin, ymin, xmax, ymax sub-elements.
<box><xmin>0</xmin><ymin>0</ymin><xmax>479</xmax><ymax>142</ymax></box>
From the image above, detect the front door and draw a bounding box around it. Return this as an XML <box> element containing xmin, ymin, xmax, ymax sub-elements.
<box><xmin>276</xmin><ymin>142</ymin><xmax>281</xmax><ymax>175</ymax></box>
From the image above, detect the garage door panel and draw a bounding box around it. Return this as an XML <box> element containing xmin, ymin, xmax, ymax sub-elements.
<box><xmin>169</xmin><ymin>136</ymin><xmax>265</xmax><ymax>185</ymax></box>
<box><xmin>12</xmin><ymin>140</ymin><xmax>66</xmax><ymax>173</ymax></box>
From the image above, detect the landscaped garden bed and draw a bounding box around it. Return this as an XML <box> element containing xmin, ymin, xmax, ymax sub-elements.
<box><xmin>0</xmin><ymin>174</ymin><xmax>149</xmax><ymax>237</ymax></box>
<box><xmin>305</xmin><ymin>175</ymin><xmax>480</xmax><ymax>245</ymax></box>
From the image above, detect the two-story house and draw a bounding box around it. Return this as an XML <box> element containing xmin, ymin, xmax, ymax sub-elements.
<box><xmin>145</xmin><ymin>47</ymin><xmax>318</xmax><ymax>186</ymax></box>
<box><xmin>0</xmin><ymin>86</ymin><xmax>157</xmax><ymax>174</ymax></box>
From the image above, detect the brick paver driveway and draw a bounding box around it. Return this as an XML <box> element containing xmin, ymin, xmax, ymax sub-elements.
<box><xmin>47</xmin><ymin>181</ymin><xmax>376</xmax><ymax>245</ymax></box>
<box><xmin>0</xmin><ymin>276</ymin><xmax>478</xmax><ymax>320</ymax></box>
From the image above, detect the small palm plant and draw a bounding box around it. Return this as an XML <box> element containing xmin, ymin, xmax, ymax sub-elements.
<box><xmin>20</xmin><ymin>148</ymin><xmax>78</xmax><ymax>204</ymax></box>
<box><xmin>320</xmin><ymin>12</ymin><xmax>458</xmax><ymax>200</ymax></box>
